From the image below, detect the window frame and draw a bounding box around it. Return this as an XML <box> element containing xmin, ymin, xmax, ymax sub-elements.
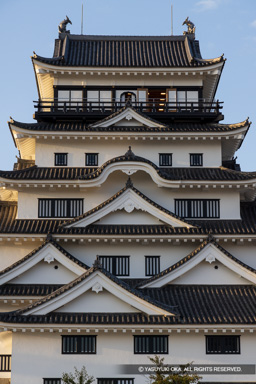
<box><xmin>134</xmin><ymin>335</ymin><xmax>168</xmax><ymax>355</ymax></box>
<box><xmin>175</xmin><ymin>199</ymin><xmax>220</xmax><ymax>219</ymax></box>
<box><xmin>145</xmin><ymin>256</ymin><xmax>160</xmax><ymax>276</ymax></box>
<box><xmin>190</xmin><ymin>153</ymin><xmax>203</xmax><ymax>167</ymax></box>
<box><xmin>62</xmin><ymin>335</ymin><xmax>97</xmax><ymax>355</ymax></box>
<box><xmin>159</xmin><ymin>153</ymin><xmax>172</xmax><ymax>167</ymax></box>
<box><xmin>38</xmin><ymin>198</ymin><xmax>84</xmax><ymax>218</ymax></box>
<box><xmin>54</xmin><ymin>153</ymin><xmax>68</xmax><ymax>166</ymax></box>
<box><xmin>98</xmin><ymin>256</ymin><xmax>130</xmax><ymax>276</ymax></box>
<box><xmin>206</xmin><ymin>335</ymin><xmax>240</xmax><ymax>355</ymax></box>
<box><xmin>43</xmin><ymin>379</ymin><xmax>61</xmax><ymax>384</ymax></box>
<box><xmin>85</xmin><ymin>153</ymin><xmax>99</xmax><ymax>167</ymax></box>
<box><xmin>98</xmin><ymin>379</ymin><xmax>134</xmax><ymax>384</ymax></box>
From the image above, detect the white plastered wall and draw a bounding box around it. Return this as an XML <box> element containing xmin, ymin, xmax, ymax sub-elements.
<box><xmin>35</xmin><ymin>138</ymin><xmax>222</xmax><ymax>168</ymax></box>
<box><xmin>54</xmin><ymin>290</ymin><xmax>139</xmax><ymax>313</ymax></box>
<box><xmin>9</xmin><ymin>260</ymin><xmax>78</xmax><ymax>285</ymax></box>
<box><xmin>10</xmin><ymin>332</ymin><xmax>256</xmax><ymax>384</ymax></box>
<box><xmin>171</xmin><ymin>260</ymin><xmax>253</xmax><ymax>285</ymax></box>
<box><xmin>17</xmin><ymin>172</ymin><xmax>241</xmax><ymax>220</ymax></box>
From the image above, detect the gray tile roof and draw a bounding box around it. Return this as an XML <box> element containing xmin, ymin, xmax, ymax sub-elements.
<box><xmin>0</xmin><ymin>284</ymin><xmax>62</xmax><ymax>296</ymax></box>
<box><xmin>1</xmin><ymin>201</ymin><xmax>256</xmax><ymax>235</ymax></box>
<box><xmin>0</xmin><ymin>285</ymin><xmax>255</xmax><ymax>324</ymax></box>
<box><xmin>33</xmin><ymin>34</ymin><xmax>224</xmax><ymax>68</ymax></box>
<box><xmin>0</xmin><ymin>163</ymin><xmax>255</xmax><ymax>182</ymax></box>
<box><xmin>10</xmin><ymin>118</ymin><xmax>249</xmax><ymax>133</ymax></box>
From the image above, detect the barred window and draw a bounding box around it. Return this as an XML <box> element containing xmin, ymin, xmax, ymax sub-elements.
<box><xmin>86</xmin><ymin>153</ymin><xmax>98</xmax><ymax>166</ymax></box>
<box><xmin>145</xmin><ymin>256</ymin><xmax>160</xmax><ymax>276</ymax></box>
<box><xmin>190</xmin><ymin>153</ymin><xmax>203</xmax><ymax>166</ymax></box>
<box><xmin>38</xmin><ymin>199</ymin><xmax>83</xmax><ymax>218</ymax></box>
<box><xmin>98</xmin><ymin>379</ymin><xmax>134</xmax><ymax>384</ymax></box>
<box><xmin>134</xmin><ymin>335</ymin><xmax>168</xmax><ymax>354</ymax></box>
<box><xmin>0</xmin><ymin>355</ymin><xmax>11</xmax><ymax>372</ymax></box>
<box><xmin>43</xmin><ymin>380</ymin><xmax>61</xmax><ymax>384</ymax></box>
<box><xmin>62</xmin><ymin>336</ymin><xmax>96</xmax><ymax>354</ymax></box>
<box><xmin>175</xmin><ymin>199</ymin><xmax>220</xmax><ymax>218</ymax></box>
<box><xmin>55</xmin><ymin>153</ymin><xmax>68</xmax><ymax>166</ymax></box>
<box><xmin>159</xmin><ymin>153</ymin><xmax>172</xmax><ymax>167</ymax></box>
<box><xmin>99</xmin><ymin>256</ymin><xmax>130</xmax><ymax>276</ymax></box>
<box><xmin>206</xmin><ymin>336</ymin><xmax>240</xmax><ymax>354</ymax></box>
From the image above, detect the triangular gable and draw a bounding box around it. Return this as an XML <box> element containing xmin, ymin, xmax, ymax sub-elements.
<box><xmin>140</xmin><ymin>240</ymin><xmax>256</xmax><ymax>288</ymax></box>
<box><xmin>20</xmin><ymin>265</ymin><xmax>177</xmax><ymax>316</ymax></box>
<box><xmin>89</xmin><ymin>107</ymin><xmax>166</xmax><ymax>129</ymax></box>
<box><xmin>0</xmin><ymin>241</ymin><xmax>88</xmax><ymax>286</ymax></box>
<box><xmin>64</xmin><ymin>181</ymin><xmax>193</xmax><ymax>229</ymax></box>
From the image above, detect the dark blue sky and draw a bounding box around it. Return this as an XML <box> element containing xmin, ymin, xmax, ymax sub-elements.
<box><xmin>0</xmin><ymin>0</ymin><xmax>255</xmax><ymax>170</ymax></box>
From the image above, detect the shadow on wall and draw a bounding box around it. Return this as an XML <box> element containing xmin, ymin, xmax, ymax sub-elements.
<box><xmin>0</xmin><ymin>380</ymin><xmax>10</xmax><ymax>384</ymax></box>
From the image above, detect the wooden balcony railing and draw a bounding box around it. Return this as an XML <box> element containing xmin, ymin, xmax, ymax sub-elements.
<box><xmin>34</xmin><ymin>99</ymin><xmax>223</xmax><ymax>121</ymax></box>
<box><xmin>0</xmin><ymin>355</ymin><xmax>11</xmax><ymax>372</ymax></box>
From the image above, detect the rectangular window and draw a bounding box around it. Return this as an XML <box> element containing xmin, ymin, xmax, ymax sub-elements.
<box><xmin>159</xmin><ymin>153</ymin><xmax>172</xmax><ymax>167</ymax></box>
<box><xmin>145</xmin><ymin>256</ymin><xmax>160</xmax><ymax>276</ymax></box>
<box><xmin>134</xmin><ymin>335</ymin><xmax>168</xmax><ymax>354</ymax></box>
<box><xmin>0</xmin><ymin>355</ymin><xmax>11</xmax><ymax>372</ymax></box>
<box><xmin>85</xmin><ymin>153</ymin><xmax>98</xmax><ymax>166</ymax></box>
<box><xmin>58</xmin><ymin>89</ymin><xmax>83</xmax><ymax>110</ymax></box>
<box><xmin>206</xmin><ymin>336</ymin><xmax>240</xmax><ymax>354</ymax></box>
<box><xmin>190</xmin><ymin>153</ymin><xmax>203</xmax><ymax>167</ymax></box>
<box><xmin>98</xmin><ymin>379</ymin><xmax>134</xmax><ymax>384</ymax></box>
<box><xmin>55</xmin><ymin>153</ymin><xmax>68</xmax><ymax>166</ymax></box>
<box><xmin>43</xmin><ymin>380</ymin><xmax>61</xmax><ymax>384</ymax></box>
<box><xmin>175</xmin><ymin>199</ymin><xmax>220</xmax><ymax>219</ymax></box>
<box><xmin>62</xmin><ymin>336</ymin><xmax>96</xmax><ymax>354</ymax></box>
<box><xmin>99</xmin><ymin>256</ymin><xmax>130</xmax><ymax>276</ymax></box>
<box><xmin>38</xmin><ymin>199</ymin><xmax>83</xmax><ymax>218</ymax></box>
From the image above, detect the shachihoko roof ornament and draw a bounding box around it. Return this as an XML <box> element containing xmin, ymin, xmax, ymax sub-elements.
<box><xmin>183</xmin><ymin>17</ymin><xmax>196</xmax><ymax>35</ymax></box>
<box><xmin>58</xmin><ymin>16</ymin><xmax>72</xmax><ymax>35</ymax></box>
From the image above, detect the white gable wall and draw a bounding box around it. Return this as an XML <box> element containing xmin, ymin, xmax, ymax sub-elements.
<box><xmin>9</xmin><ymin>260</ymin><xmax>78</xmax><ymax>285</ymax></box>
<box><xmin>171</xmin><ymin>260</ymin><xmax>253</xmax><ymax>285</ymax></box>
<box><xmin>35</xmin><ymin>138</ymin><xmax>222</xmax><ymax>168</ymax></box>
<box><xmin>54</xmin><ymin>290</ymin><xmax>138</xmax><ymax>313</ymax></box>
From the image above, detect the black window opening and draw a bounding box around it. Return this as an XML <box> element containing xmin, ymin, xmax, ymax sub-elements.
<box><xmin>206</xmin><ymin>336</ymin><xmax>240</xmax><ymax>354</ymax></box>
<box><xmin>98</xmin><ymin>379</ymin><xmax>134</xmax><ymax>384</ymax></box>
<box><xmin>145</xmin><ymin>256</ymin><xmax>160</xmax><ymax>276</ymax></box>
<box><xmin>38</xmin><ymin>199</ymin><xmax>83</xmax><ymax>218</ymax></box>
<box><xmin>159</xmin><ymin>153</ymin><xmax>172</xmax><ymax>167</ymax></box>
<box><xmin>190</xmin><ymin>153</ymin><xmax>203</xmax><ymax>167</ymax></box>
<box><xmin>85</xmin><ymin>153</ymin><xmax>98</xmax><ymax>166</ymax></box>
<box><xmin>43</xmin><ymin>379</ymin><xmax>61</xmax><ymax>384</ymax></box>
<box><xmin>55</xmin><ymin>153</ymin><xmax>68</xmax><ymax>166</ymax></box>
<box><xmin>99</xmin><ymin>256</ymin><xmax>130</xmax><ymax>276</ymax></box>
<box><xmin>175</xmin><ymin>199</ymin><xmax>220</xmax><ymax>219</ymax></box>
<box><xmin>0</xmin><ymin>355</ymin><xmax>11</xmax><ymax>372</ymax></box>
<box><xmin>134</xmin><ymin>335</ymin><xmax>168</xmax><ymax>354</ymax></box>
<box><xmin>62</xmin><ymin>336</ymin><xmax>96</xmax><ymax>354</ymax></box>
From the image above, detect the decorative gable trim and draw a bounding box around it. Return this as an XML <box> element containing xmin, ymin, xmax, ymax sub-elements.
<box><xmin>0</xmin><ymin>241</ymin><xmax>88</xmax><ymax>286</ymax></box>
<box><xmin>20</xmin><ymin>266</ymin><xmax>177</xmax><ymax>317</ymax></box>
<box><xmin>89</xmin><ymin>107</ymin><xmax>166</xmax><ymax>129</ymax></box>
<box><xmin>140</xmin><ymin>240</ymin><xmax>256</xmax><ymax>288</ymax></box>
<box><xmin>64</xmin><ymin>179</ymin><xmax>194</xmax><ymax>229</ymax></box>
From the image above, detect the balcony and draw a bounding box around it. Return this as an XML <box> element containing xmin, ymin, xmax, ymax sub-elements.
<box><xmin>34</xmin><ymin>99</ymin><xmax>224</xmax><ymax>123</ymax></box>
